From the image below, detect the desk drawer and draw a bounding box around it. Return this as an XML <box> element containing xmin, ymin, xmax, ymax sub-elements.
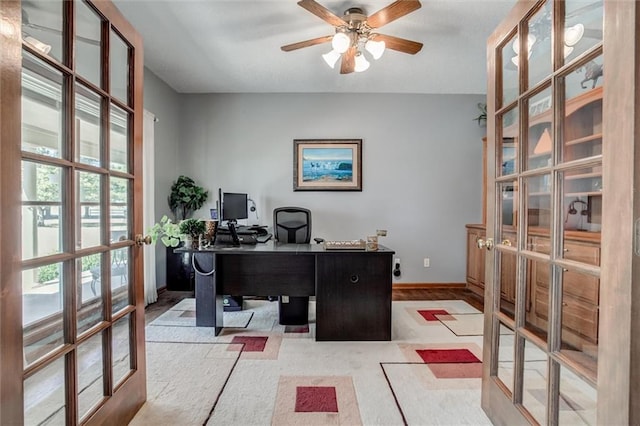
<box><xmin>316</xmin><ymin>253</ymin><xmax>392</xmax><ymax>341</ymax></box>
<box><xmin>218</xmin><ymin>254</ymin><xmax>315</xmax><ymax>296</ymax></box>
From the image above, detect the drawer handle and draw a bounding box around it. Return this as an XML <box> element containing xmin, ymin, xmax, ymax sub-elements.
<box><xmin>350</xmin><ymin>274</ymin><xmax>360</xmax><ymax>284</ymax></box>
<box><xmin>563</xmin><ymin>248</ymin><xmax>570</xmax><ymax>253</ymax></box>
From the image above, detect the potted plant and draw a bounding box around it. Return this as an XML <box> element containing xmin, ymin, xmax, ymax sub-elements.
<box><xmin>474</xmin><ymin>102</ymin><xmax>487</xmax><ymax>127</ymax></box>
<box><xmin>148</xmin><ymin>215</ymin><xmax>183</xmax><ymax>247</ymax></box>
<box><xmin>168</xmin><ymin>175</ymin><xmax>209</xmax><ymax>220</ymax></box>
<box><xmin>179</xmin><ymin>218</ymin><xmax>206</xmax><ymax>249</ymax></box>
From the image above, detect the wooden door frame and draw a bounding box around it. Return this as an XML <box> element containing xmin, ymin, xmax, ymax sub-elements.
<box><xmin>0</xmin><ymin>1</ymin><xmax>26</xmax><ymax>423</ymax></box>
<box><xmin>482</xmin><ymin>0</ymin><xmax>640</xmax><ymax>424</ymax></box>
<box><xmin>0</xmin><ymin>1</ymin><xmax>147</xmax><ymax>424</ymax></box>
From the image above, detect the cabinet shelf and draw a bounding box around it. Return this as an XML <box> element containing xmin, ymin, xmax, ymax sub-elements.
<box><xmin>565</xmin><ymin>172</ymin><xmax>601</xmax><ymax>180</ymax></box>
<box><xmin>565</xmin><ymin>133</ymin><xmax>603</xmax><ymax>147</ymax></box>
<box><xmin>565</xmin><ymin>191</ymin><xmax>602</xmax><ymax>197</ymax></box>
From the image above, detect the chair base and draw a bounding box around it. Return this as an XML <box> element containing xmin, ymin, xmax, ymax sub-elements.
<box><xmin>278</xmin><ymin>296</ymin><xmax>309</xmax><ymax>325</ymax></box>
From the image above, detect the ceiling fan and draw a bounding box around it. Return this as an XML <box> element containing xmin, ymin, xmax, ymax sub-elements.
<box><xmin>281</xmin><ymin>0</ymin><xmax>423</xmax><ymax>74</ymax></box>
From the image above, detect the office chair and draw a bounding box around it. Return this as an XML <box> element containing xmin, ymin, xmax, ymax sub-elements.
<box><xmin>273</xmin><ymin>207</ymin><xmax>312</xmax><ymax>325</ymax></box>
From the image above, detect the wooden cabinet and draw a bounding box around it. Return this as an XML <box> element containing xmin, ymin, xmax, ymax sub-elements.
<box><xmin>528</xmin><ymin>236</ymin><xmax>600</xmax><ymax>348</ymax></box>
<box><xmin>466</xmin><ymin>225</ymin><xmax>486</xmax><ymax>297</ymax></box>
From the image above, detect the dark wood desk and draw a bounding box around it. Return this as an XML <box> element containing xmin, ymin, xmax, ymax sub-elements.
<box><xmin>180</xmin><ymin>242</ymin><xmax>394</xmax><ymax>341</ymax></box>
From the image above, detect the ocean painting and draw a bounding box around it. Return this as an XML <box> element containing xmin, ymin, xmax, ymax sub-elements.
<box><xmin>293</xmin><ymin>139</ymin><xmax>362</xmax><ymax>191</ymax></box>
<box><xmin>301</xmin><ymin>147</ymin><xmax>353</xmax><ymax>183</ymax></box>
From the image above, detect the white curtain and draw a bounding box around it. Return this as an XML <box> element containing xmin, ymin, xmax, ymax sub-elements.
<box><xmin>143</xmin><ymin>110</ymin><xmax>158</xmax><ymax>305</ymax></box>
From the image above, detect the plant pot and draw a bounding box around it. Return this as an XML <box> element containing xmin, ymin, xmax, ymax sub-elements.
<box><xmin>183</xmin><ymin>236</ymin><xmax>194</xmax><ymax>249</ymax></box>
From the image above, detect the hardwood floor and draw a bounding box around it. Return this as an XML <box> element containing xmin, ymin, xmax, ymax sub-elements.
<box><xmin>145</xmin><ymin>287</ymin><xmax>484</xmax><ymax>322</ymax></box>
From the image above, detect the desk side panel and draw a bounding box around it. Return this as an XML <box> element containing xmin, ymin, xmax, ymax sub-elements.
<box><xmin>316</xmin><ymin>252</ymin><xmax>393</xmax><ymax>341</ymax></box>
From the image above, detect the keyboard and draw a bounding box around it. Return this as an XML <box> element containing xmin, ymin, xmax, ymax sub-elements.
<box><xmin>256</xmin><ymin>234</ymin><xmax>272</xmax><ymax>243</ymax></box>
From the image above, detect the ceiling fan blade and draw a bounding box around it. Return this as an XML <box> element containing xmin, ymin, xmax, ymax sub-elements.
<box><xmin>281</xmin><ymin>35</ymin><xmax>333</xmax><ymax>52</ymax></box>
<box><xmin>371</xmin><ymin>33</ymin><xmax>423</xmax><ymax>54</ymax></box>
<box><xmin>340</xmin><ymin>47</ymin><xmax>356</xmax><ymax>74</ymax></box>
<box><xmin>297</xmin><ymin>0</ymin><xmax>346</xmax><ymax>27</ymax></box>
<box><xmin>366</xmin><ymin>0</ymin><xmax>421</xmax><ymax>28</ymax></box>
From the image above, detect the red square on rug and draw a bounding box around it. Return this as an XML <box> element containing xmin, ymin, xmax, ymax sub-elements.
<box><xmin>295</xmin><ymin>386</ymin><xmax>338</xmax><ymax>413</ymax></box>
<box><xmin>230</xmin><ymin>336</ymin><xmax>268</xmax><ymax>352</ymax></box>
<box><xmin>416</xmin><ymin>348</ymin><xmax>481</xmax><ymax>364</ymax></box>
<box><xmin>417</xmin><ymin>309</ymin><xmax>451</xmax><ymax>321</ymax></box>
<box><xmin>285</xmin><ymin>324</ymin><xmax>309</xmax><ymax>333</ymax></box>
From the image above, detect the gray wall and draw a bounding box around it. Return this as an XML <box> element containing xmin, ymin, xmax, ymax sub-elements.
<box><xmin>176</xmin><ymin>93</ymin><xmax>486</xmax><ymax>284</ymax></box>
<box><xmin>143</xmin><ymin>68</ymin><xmax>184</xmax><ymax>287</ymax></box>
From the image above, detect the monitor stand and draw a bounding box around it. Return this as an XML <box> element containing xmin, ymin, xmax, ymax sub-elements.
<box><xmin>227</xmin><ymin>220</ymin><xmax>241</xmax><ymax>246</ymax></box>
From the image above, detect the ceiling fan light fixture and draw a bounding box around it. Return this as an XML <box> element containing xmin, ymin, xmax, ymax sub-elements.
<box><xmin>332</xmin><ymin>32</ymin><xmax>351</xmax><ymax>54</ymax></box>
<box><xmin>354</xmin><ymin>52</ymin><xmax>370</xmax><ymax>72</ymax></box>
<box><xmin>322</xmin><ymin>49</ymin><xmax>341</xmax><ymax>68</ymax></box>
<box><xmin>24</xmin><ymin>35</ymin><xmax>51</xmax><ymax>54</ymax></box>
<box><xmin>564</xmin><ymin>23</ymin><xmax>584</xmax><ymax>47</ymax></box>
<box><xmin>365</xmin><ymin>39</ymin><xmax>385</xmax><ymax>60</ymax></box>
<box><xmin>512</xmin><ymin>34</ymin><xmax>536</xmax><ymax>55</ymax></box>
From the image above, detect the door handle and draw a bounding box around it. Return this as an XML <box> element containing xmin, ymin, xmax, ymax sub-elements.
<box><xmin>135</xmin><ymin>234</ymin><xmax>152</xmax><ymax>246</ymax></box>
<box><xmin>476</xmin><ymin>237</ymin><xmax>494</xmax><ymax>250</ymax></box>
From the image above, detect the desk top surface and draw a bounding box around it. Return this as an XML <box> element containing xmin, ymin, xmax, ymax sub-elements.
<box><xmin>177</xmin><ymin>241</ymin><xmax>394</xmax><ymax>255</ymax></box>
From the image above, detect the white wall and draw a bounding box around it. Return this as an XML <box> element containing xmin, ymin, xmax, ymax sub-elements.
<box><xmin>143</xmin><ymin>68</ymin><xmax>184</xmax><ymax>287</ymax></box>
<box><xmin>177</xmin><ymin>93</ymin><xmax>486</xmax><ymax>284</ymax></box>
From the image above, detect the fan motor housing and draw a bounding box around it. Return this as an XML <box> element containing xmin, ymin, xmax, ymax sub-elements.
<box><xmin>343</xmin><ymin>7</ymin><xmax>367</xmax><ymax>29</ymax></box>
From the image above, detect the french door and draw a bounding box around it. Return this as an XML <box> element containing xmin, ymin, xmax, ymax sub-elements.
<box><xmin>0</xmin><ymin>0</ymin><xmax>146</xmax><ymax>424</ymax></box>
<box><xmin>482</xmin><ymin>0</ymin><xmax>640</xmax><ymax>424</ymax></box>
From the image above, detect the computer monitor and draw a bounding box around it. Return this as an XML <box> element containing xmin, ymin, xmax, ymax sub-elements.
<box><xmin>218</xmin><ymin>188</ymin><xmax>248</xmax><ymax>245</ymax></box>
<box><xmin>222</xmin><ymin>192</ymin><xmax>248</xmax><ymax>222</ymax></box>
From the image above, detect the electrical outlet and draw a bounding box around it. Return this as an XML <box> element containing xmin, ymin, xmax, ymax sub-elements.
<box><xmin>424</xmin><ymin>257</ymin><xmax>430</xmax><ymax>268</ymax></box>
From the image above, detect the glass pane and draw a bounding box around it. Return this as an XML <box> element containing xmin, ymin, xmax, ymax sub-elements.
<box><xmin>111</xmin><ymin>248</ymin><xmax>131</xmax><ymax>314</ymax></box>
<box><xmin>497</xmin><ymin>322</ymin><xmax>515</xmax><ymax>393</ymax></box>
<box><xmin>113</xmin><ymin>314</ymin><xmax>133</xmax><ymax>387</ymax></box>
<box><xmin>22</xmin><ymin>263</ymin><xmax>65</xmax><ymax>365</ymax></box>
<box><xmin>78</xmin><ymin>254</ymin><xmax>103</xmax><ymax>336</ymax></box>
<box><xmin>77</xmin><ymin>171</ymin><xmax>102</xmax><ymax>249</ymax></box>
<box><xmin>526</xmin><ymin>258</ymin><xmax>549</xmax><ymax>343</ymax></box>
<box><xmin>75</xmin><ymin>0</ymin><xmax>102</xmax><ymax>87</ymax></box>
<box><xmin>563</xmin><ymin>0</ymin><xmax>603</xmax><ymax>64</ymax></box>
<box><xmin>501</xmin><ymin>33</ymin><xmax>519</xmax><ymax>106</ymax></box>
<box><xmin>22</xmin><ymin>53</ymin><xmax>64</xmax><ymax>158</ymax></box>
<box><xmin>559</xmin><ymin>364</ymin><xmax>597</xmax><ymax>424</ymax></box>
<box><xmin>562</xmin><ymin>166</ymin><xmax>602</xmax><ymax>234</ymax></box>
<box><xmin>525</xmin><ymin>175</ymin><xmax>551</xmax><ymax>236</ymax></box>
<box><xmin>110</xmin><ymin>104</ymin><xmax>129</xmax><ymax>172</ymax></box>
<box><xmin>21</xmin><ymin>1</ymin><xmax>64</xmax><ymax>62</ymax></box>
<box><xmin>498</xmin><ymin>250</ymin><xmax>517</xmax><ymax>319</ymax></box>
<box><xmin>499</xmin><ymin>181</ymin><xmax>518</xmax><ymax>230</ymax></box>
<box><xmin>560</xmin><ymin>269</ymin><xmax>599</xmax><ymax>377</ymax></box>
<box><xmin>527</xmin><ymin>1</ymin><xmax>552</xmax><ymax>88</ymax></box>
<box><xmin>110</xmin><ymin>177</ymin><xmax>129</xmax><ymax>242</ymax></box>
<box><xmin>24</xmin><ymin>356</ymin><xmax>66</xmax><ymax>425</ymax></box>
<box><xmin>22</xmin><ymin>161</ymin><xmax>63</xmax><ymax>260</ymax></box>
<box><xmin>75</xmin><ymin>84</ymin><xmax>102</xmax><ymax>166</ymax></box>
<box><xmin>110</xmin><ymin>30</ymin><xmax>130</xmax><ymax>103</ymax></box>
<box><xmin>562</xmin><ymin>56</ymin><xmax>603</xmax><ymax>164</ymax></box>
<box><xmin>499</xmin><ymin>107</ymin><xmax>519</xmax><ymax>176</ymax></box>
<box><xmin>526</xmin><ymin>87</ymin><xmax>552</xmax><ymax>171</ymax></box>
<box><xmin>77</xmin><ymin>332</ymin><xmax>105</xmax><ymax>419</ymax></box>
<box><xmin>522</xmin><ymin>339</ymin><xmax>548</xmax><ymax>424</ymax></box>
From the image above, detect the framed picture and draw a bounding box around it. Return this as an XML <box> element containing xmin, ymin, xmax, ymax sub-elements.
<box><xmin>293</xmin><ymin>139</ymin><xmax>362</xmax><ymax>191</ymax></box>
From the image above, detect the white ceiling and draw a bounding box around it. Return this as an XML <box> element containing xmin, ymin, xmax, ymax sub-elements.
<box><xmin>112</xmin><ymin>0</ymin><xmax>516</xmax><ymax>94</ymax></box>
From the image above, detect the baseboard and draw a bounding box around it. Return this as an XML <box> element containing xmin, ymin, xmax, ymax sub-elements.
<box><xmin>157</xmin><ymin>286</ymin><xmax>168</xmax><ymax>295</ymax></box>
<box><xmin>392</xmin><ymin>283</ymin><xmax>467</xmax><ymax>290</ymax></box>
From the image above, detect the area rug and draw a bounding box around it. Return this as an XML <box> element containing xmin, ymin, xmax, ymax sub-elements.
<box><xmin>133</xmin><ymin>299</ymin><xmax>491</xmax><ymax>425</ymax></box>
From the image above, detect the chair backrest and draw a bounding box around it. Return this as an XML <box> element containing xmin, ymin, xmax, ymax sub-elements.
<box><xmin>273</xmin><ymin>207</ymin><xmax>311</xmax><ymax>243</ymax></box>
